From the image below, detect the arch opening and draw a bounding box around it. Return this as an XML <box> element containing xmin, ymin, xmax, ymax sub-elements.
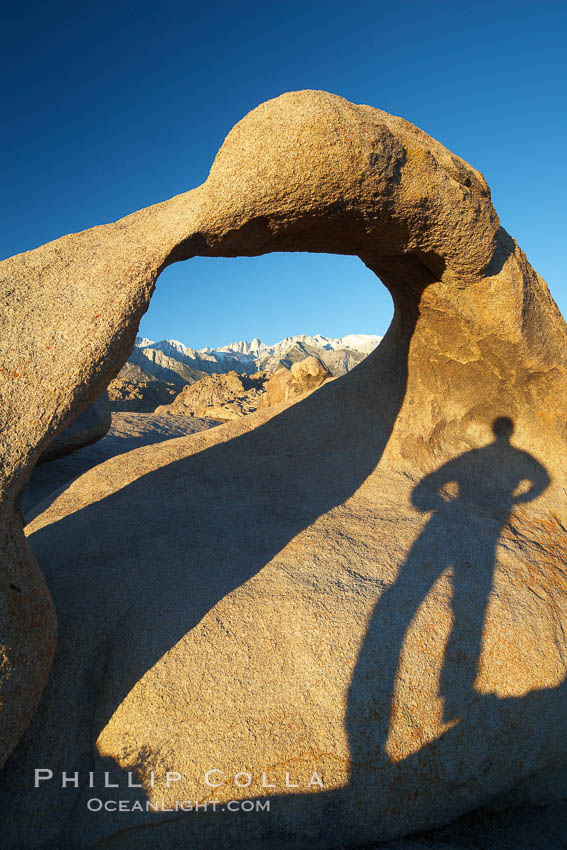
<box><xmin>139</xmin><ymin>252</ymin><xmax>394</xmax><ymax>353</ymax></box>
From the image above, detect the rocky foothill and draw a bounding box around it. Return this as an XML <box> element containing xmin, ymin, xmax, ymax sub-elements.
<box><xmin>154</xmin><ymin>356</ymin><xmax>331</xmax><ymax>420</ymax></box>
<box><xmin>155</xmin><ymin>369</ymin><xmax>269</xmax><ymax>419</ymax></box>
<box><xmin>106</xmin><ymin>362</ymin><xmax>178</xmax><ymax>412</ymax></box>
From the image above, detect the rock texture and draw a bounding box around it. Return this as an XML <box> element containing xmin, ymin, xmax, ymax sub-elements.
<box><xmin>154</xmin><ymin>359</ymin><xmax>331</xmax><ymax>420</ymax></box>
<box><xmin>39</xmin><ymin>391</ymin><xmax>111</xmax><ymax>462</ymax></box>
<box><xmin>1</xmin><ymin>90</ymin><xmax>567</xmax><ymax>849</ymax></box>
<box><xmin>155</xmin><ymin>370</ymin><xmax>268</xmax><ymax>420</ymax></box>
<box><xmin>112</xmin><ymin>336</ymin><xmax>369</xmax><ymax>415</ymax></box>
<box><xmin>23</xmin><ymin>412</ymin><xmax>220</xmax><ymax>520</ymax></box>
<box><xmin>129</xmin><ymin>341</ymin><xmax>209</xmax><ymax>387</ymax></box>
<box><xmin>258</xmin><ymin>355</ymin><xmax>330</xmax><ymax>408</ymax></box>
<box><xmin>107</xmin><ymin>375</ymin><xmax>179</xmax><ymax>412</ymax></box>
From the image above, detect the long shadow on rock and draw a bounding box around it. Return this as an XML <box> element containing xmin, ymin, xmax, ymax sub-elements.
<box><xmin>17</xmin><ymin>409</ymin><xmax>562</xmax><ymax>850</ymax></box>
<box><xmin>22</xmin><ymin>416</ymin><xmax>221</xmax><ymax>519</ymax></box>
<box><xmin>339</xmin><ymin>420</ymin><xmax>561</xmax><ymax>845</ymax></box>
<box><xmin>91</xmin><ymin>682</ymin><xmax>567</xmax><ymax>850</ymax></box>
<box><xmin>5</xmin><ymin>248</ymin><xmax>555</xmax><ymax>848</ymax></box>
<box><xmin>348</xmin><ymin>416</ymin><xmax>551</xmax><ymax>761</ymax></box>
<box><xmin>162</xmin><ymin>429</ymin><xmax>561</xmax><ymax>850</ymax></box>
<box><xmin>144</xmin><ymin>420</ymin><xmax>559</xmax><ymax>850</ymax></box>
<box><xmin>0</xmin><ymin>292</ymin><xmax>419</xmax><ymax>847</ymax></box>
<box><xmin>89</xmin><ymin>426</ymin><xmax>564</xmax><ymax>850</ymax></box>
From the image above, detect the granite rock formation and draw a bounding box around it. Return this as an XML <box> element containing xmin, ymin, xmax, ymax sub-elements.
<box><xmin>129</xmin><ymin>341</ymin><xmax>209</xmax><ymax>387</ymax></box>
<box><xmin>107</xmin><ymin>375</ymin><xmax>178</xmax><ymax>412</ymax></box>
<box><xmin>1</xmin><ymin>90</ymin><xmax>567</xmax><ymax>848</ymax></box>
<box><xmin>155</xmin><ymin>358</ymin><xmax>331</xmax><ymax>420</ymax></box>
<box><xmin>111</xmin><ymin>335</ymin><xmax>370</xmax><ymax>416</ymax></box>
<box><xmin>258</xmin><ymin>355</ymin><xmax>331</xmax><ymax>408</ymax></box>
<box><xmin>155</xmin><ymin>370</ymin><xmax>268</xmax><ymax>419</ymax></box>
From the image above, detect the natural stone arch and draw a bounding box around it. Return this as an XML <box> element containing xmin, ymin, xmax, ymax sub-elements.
<box><xmin>5</xmin><ymin>90</ymin><xmax>563</xmax><ymax>501</ymax></box>
<box><xmin>1</xmin><ymin>89</ymin><xmax>566</xmax><ymax>822</ymax></box>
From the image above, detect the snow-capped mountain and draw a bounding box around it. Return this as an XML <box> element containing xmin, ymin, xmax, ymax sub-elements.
<box><xmin>211</xmin><ymin>337</ymin><xmax>265</xmax><ymax>356</ymax></box>
<box><xmin>129</xmin><ymin>333</ymin><xmax>381</xmax><ymax>387</ymax></box>
<box><xmin>134</xmin><ymin>337</ymin><xmax>155</xmax><ymax>349</ymax></box>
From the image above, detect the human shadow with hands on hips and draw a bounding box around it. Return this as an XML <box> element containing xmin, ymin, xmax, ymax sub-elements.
<box><xmin>347</xmin><ymin>416</ymin><xmax>550</xmax><ymax>766</ymax></box>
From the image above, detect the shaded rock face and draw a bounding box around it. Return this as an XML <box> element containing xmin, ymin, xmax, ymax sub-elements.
<box><xmin>107</xmin><ymin>361</ymin><xmax>180</xmax><ymax>412</ymax></box>
<box><xmin>312</xmin><ymin>345</ymin><xmax>365</xmax><ymax>376</ymax></box>
<box><xmin>129</xmin><ymin>343</ymin><xmax>209</xmax><ymax>386</ymax></box>
<box><xmin>38</xmin><ymin>391</ymin><xmax>111</xmax><ymax>462</ymax></box>
<box><xmin>1</xmin><ymin>90</ymin><xmax>567</xmax><ymax>848</ymax></box>
<box><xmin>23</xmin><ymin>412</ymin><xmax>220</xmax><ymax>520</ymax></box>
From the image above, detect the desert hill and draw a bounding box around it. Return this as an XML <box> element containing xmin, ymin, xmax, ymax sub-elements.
<box><xmin>155</xmin><ymin>356</ymin><xmax>331</xmax><ymax>420</ymax></box>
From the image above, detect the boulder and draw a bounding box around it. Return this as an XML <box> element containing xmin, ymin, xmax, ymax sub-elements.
<box><xmin>157</xmin><ymin>360</ymin><xmax>330</xmax><ymax>420</ymax></box>
<box><xmin>155</xmin><ymin>370</ymin><xmax>268</xmax><ymax>419</ymax></box>
<box><xmin>1</xmin><ymin>90</ymin><xmax>567</xmax><ymax>848</ymax></box>
<box><xmin>258</xmin><ymin>355</ymin><xmax>330</xmax><ymax>408</ymax></box>
<box><xmin>39</xmin><ymin>391</ymin><xmax>111</xmax><ymax>462</ymax></box>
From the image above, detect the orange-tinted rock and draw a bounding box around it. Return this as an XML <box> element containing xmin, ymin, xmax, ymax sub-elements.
<box><xmin>1</xmin><ymin>92</ymin><xmax>566</xmax><ymax>848</ymax></box>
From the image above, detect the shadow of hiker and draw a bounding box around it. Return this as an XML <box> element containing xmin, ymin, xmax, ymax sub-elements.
<box><xmin>89</xmin><ymin>409</ymin><xmax>562</xmax><ymax>850</ymax></box>
<box><xmin>347</xmin><ymin>416</ymin><xmax>550</xmax><ymax>773</ymax></box>
<box><xmin>4</xmin><ymin>378</ymin><xmax>561</xmax><ymax>850</ymax></box>
<box><xmin>3</xmin><ymin>224</ymin><xmax>561</xmax><ymax>847</ymax></box>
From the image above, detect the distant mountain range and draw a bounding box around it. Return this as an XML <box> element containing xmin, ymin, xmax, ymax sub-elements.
<box><xmin>126</xmin><ymin>333</ymin><xmax>382</xmax><ymax>387</ymax></box>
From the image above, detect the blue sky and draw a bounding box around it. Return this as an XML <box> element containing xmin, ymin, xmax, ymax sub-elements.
<box><xmin>2</xmin><ymin>0</ymin><xmax>565</xmax><ymax>348</ymax></box>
